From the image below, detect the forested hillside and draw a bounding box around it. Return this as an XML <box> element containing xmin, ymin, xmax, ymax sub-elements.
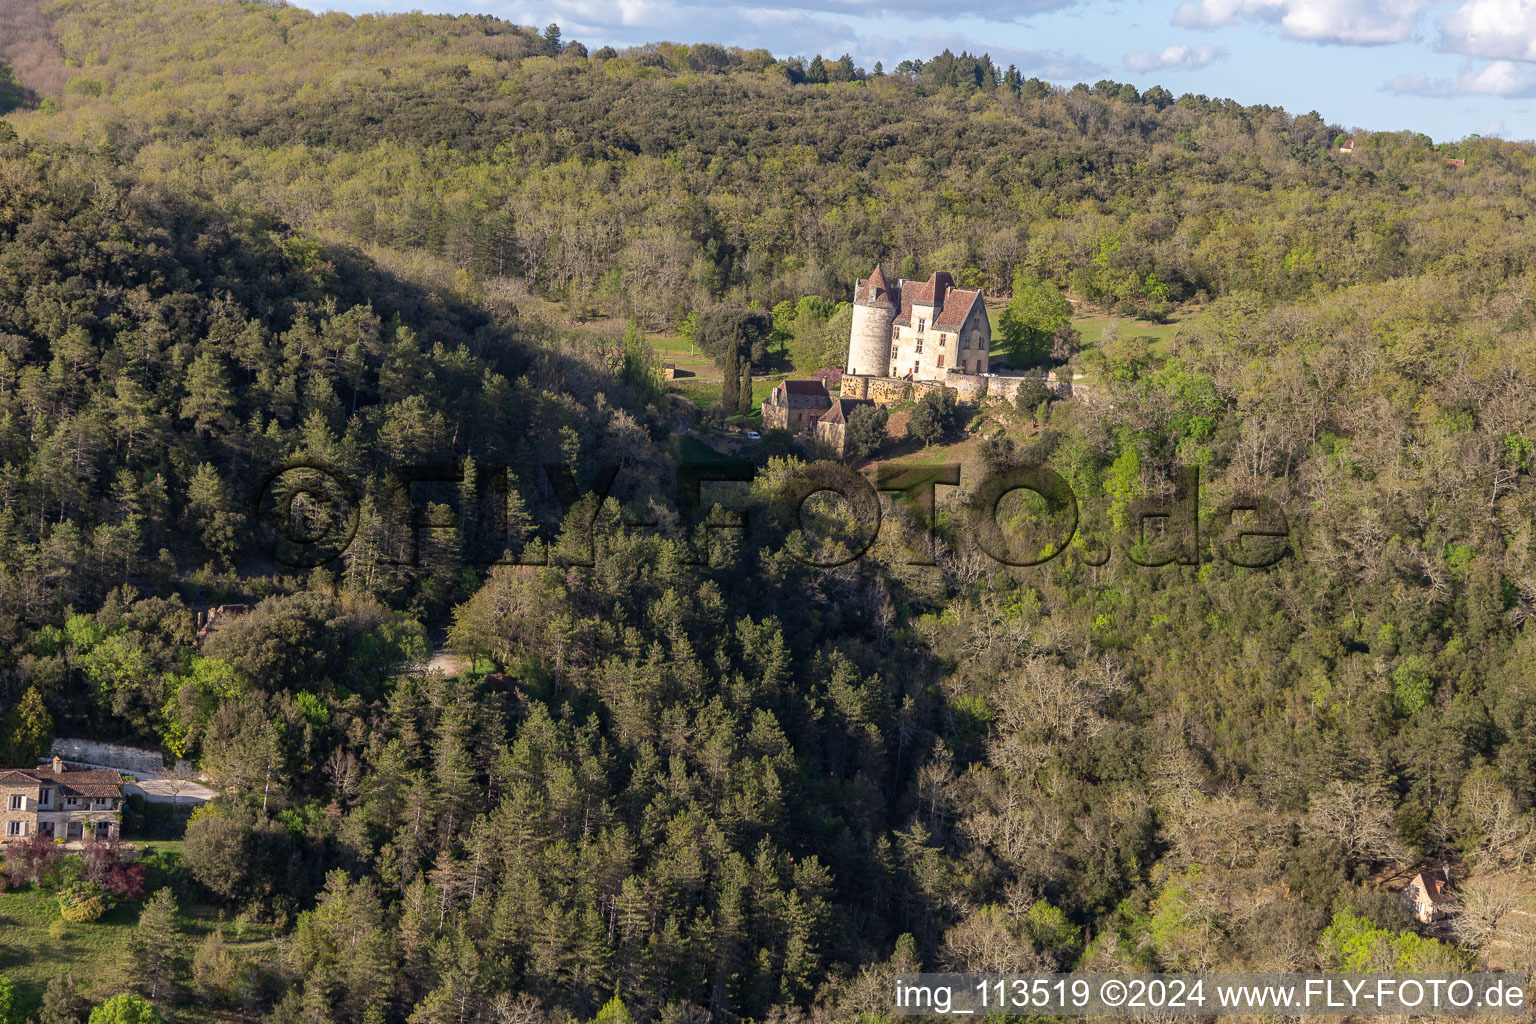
<box><xmin>0</xmin><ymin>1</ymin><xmax>1535</xmax><ymax>1022</ymax></box>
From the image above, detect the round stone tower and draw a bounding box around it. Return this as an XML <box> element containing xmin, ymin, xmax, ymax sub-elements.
<box><xmin>847</xmin><ymin>265</ymin><xmax>897</xmax><ymax>378</ymax></box>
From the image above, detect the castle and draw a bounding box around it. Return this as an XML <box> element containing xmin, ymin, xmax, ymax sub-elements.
<box><xmin>847</xmin><ymin>267</ymin><xmax>991</xmax><ymax>380</ymax></box>
<box><xmin>843</xmin><ymin>265</ymin><xmax>1071</xmax><ymax>406</ymax></box>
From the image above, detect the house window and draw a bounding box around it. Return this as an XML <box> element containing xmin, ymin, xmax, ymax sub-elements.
<box><xmin>7</xmin><ymin>795</ymin><xmax>21</xmax><ymax>811</ymax></box>
<box><xmin>938</xmin><ymin>334</ymin><xmax>946</xmax><ymax>347</ymax></box>
<box><xmin>938</xmin><ymin>355</ymin><xmax>945</xmax><ymax>368</ymax></box>
<box><xmin>891</xmin><ymin>325</ymin><xmax>899</xmax><ymax>339</ymax></box>
<box><xmin>38</xmin><ymin>789</ymin><xmax>51</xmax><ymax>808</ymax></box>
<box><xmin>38</xmin><ymin>822</ymin><xmax>53</xmax><ymax>838</ymax></box>
<box><xmin>65</xmin><ymin>797</ymin><xmax>80</xmax><ymax>809</ymax></box>
<box><xmin>5</xmin><ymin>821</ymin><xmax>24</xmax><ymax>837</ymax></box>
<box><xmin>915</xmin><ymin>337</ymin><xmax>923</xmax><ymax>354</ymax></box>
<box><xmin>917</xmin><ymin>318</ymin><xmax>926</xmax><ymax>332</ymax></box>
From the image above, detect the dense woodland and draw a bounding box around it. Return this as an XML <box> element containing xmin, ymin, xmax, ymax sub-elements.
<box><xmin>0</xmin><ymin>0</ymin><xmax>1535</xmax><ymax>1022</ymax></box>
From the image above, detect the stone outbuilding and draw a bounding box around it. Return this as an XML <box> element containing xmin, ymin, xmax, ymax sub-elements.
<box><xmin>762</xmin><ymin>379</ymin><xmax>832</xmax><ymax>433</ymax></box>
<box><xmin>815</xmin><ymin>397</ymin><xmax>877</xmax><ymax>458</ymax></box>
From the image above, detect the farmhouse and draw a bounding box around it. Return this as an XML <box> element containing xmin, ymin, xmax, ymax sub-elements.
<box><xmin>762</xmin><ymin>379</ymin><xmax>832</xmax><ymax>432</ymax></box>
<box><xmin>1404</xmin><ymin>867</ymin><xmax>1453</xmax><ymax>923</ymax></box>
<box><xmin>0</xmin><ymin>756</ymin><xmax>124</xmax><ymax>842</ymax></box>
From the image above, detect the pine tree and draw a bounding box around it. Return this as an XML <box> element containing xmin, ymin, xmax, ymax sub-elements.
<box><xmin>1</xmin><ymin>686</ymin><xmax>53</xmax><ymax>767</ymax></box>
<box><xmin>128</xmin><ymin>888</ymin><xmax>184</xmax><ymax>1004</ymax></box>
<box><xmin>185</xmin><ymin>463</ymin><xmax>246</xmax><ymax>564</ymax></box>
<box><xmin>805</xmin><ymin>55</ymin><xmax>828</xmax><ymax>84</ymax></box>
<box><xmin>191</xmin><ymin>928</ymin><xmax>237</xmax><ymax>1003</ymax></box>
<box><xmin>180</xmin><ymin>351</ymin><xmax>236</xmax><ymax>437</ymax></box>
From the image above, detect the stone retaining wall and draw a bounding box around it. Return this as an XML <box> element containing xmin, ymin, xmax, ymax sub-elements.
<box><xmin>841</xmin><ymin>371</ymin><xmax>1073</xmax><ymax>406</ymax></box>
<box><xmin>51</xmin><ymin>738</ymin><xmax>166</xmax><ymax>775</ymax></box>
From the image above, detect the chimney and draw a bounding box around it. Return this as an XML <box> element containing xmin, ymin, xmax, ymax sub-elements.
<box><xmin>51</xmin><ymin>755</ymin><xmax>63</xmax><ymax>775</ymax></box>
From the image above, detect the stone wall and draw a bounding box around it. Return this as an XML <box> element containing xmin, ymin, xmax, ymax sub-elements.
<box><xmin>840</xmin><ymin>371</ymin><xmax>1073</xmax><ymax>407</ymax></box>
<box><xmin>51</xmin><ymin>738</ymin><xmax>167</xmax><ymax>775</ymax></box>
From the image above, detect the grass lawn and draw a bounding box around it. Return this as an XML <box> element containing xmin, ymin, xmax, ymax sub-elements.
<box><xmin>1072</xmin><ymin>313</ymin><xmax>1182</xmax><ymax>358</ymax></box>
<box><xmin>0</xmin><ymin>885</ymin><xmax>141</xmax><ymax>1006</ymax></box>
<box><xmin>0</xmin><ymin>838</ymin><xmax>276</xmax><ymax>1019</ymax></box>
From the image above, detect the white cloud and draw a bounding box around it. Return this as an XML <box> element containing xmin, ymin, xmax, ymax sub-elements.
<box><xmin>1385</xmin><ymin>59</ymin><xmax>1536</xmax><ymax>95</ymax></box>
<box><xmin>1123</xmin><ymin>42</ymin><xmax>1224</xmax><ymax>71</ymax></box>
<box><xmin>463</xmin><ymin>0</ymin><xmax>1080</xmax><ymax>39</ymax></box>
<box><xmin>1440</xmin><ymin>0</ymin><xmax>1536</xmax><ymax>61</ymax></box>
<box><xmin>1172</xmin><ymin>0</ymin><xmax>1434</xmax><ymax>44</ymax></box>
<box><xmin>1480</xmin><ymin>117</ymin><xmax>1508</xmax><ymax>134</ymax></box>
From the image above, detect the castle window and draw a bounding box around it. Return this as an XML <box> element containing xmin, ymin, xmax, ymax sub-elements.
<box><xmin>915</xmin><ymin>337</ymin><xmax>923</xmax><ymax>354</ymax></box>
<box><xmin>938</xmin><ymin>355</ymin><xmax>945</xmax><ymax>368</ymax></box>
<box><xmin>917</xmin><ymin>318</ymin><xmax>926</xmax><ymax>332</ymax></box>
<box><xmin>892</xmin><ymin>325</ymin><xmax>899</xmax><ymax>339</ymax></box>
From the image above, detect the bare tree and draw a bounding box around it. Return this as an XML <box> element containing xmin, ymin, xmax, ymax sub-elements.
<box><xmin>1304</xmin><ymin>780</ymin><xmax>1408</xmax><ymax>866</ymax></box>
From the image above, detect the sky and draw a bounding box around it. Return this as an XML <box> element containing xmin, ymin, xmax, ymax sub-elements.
<box><xmin>297</xmin><ymin>0</ymin><xmax>1536</xmax><ymax>142</ymax></box>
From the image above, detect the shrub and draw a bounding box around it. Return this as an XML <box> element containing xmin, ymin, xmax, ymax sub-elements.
<box><xmin>58</xmin><ymin>884</ymin><xmax>107</xmax><ymax>923</ymax></box>
<box><xmin>88</xmin><ymin>994</ymin><xmax>165</xmax><ymax>1024</ymax></box>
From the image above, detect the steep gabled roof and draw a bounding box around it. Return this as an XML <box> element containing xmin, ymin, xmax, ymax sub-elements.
<box><xmin>933</xmin><ymin>288</ymin><xmax>985</xmax><ymax>330</ymax></box>
<box><xmin>1410</xmin><ymin>869</ymin><xmax>1451</xmax><ymax>903</ymax></box>
<box><xmin>767</xmin><ymin>380</ymin><xmax>832</xmax><ymax>410</ymax></box>
<box><xmin>894</xmin><ymin>272</ymin><xmax>957</xmax><ymax>327</ymax></box>
<box><xmin>819</xmin><ymin>398</ymin><xmax>874</xmax><ymax>425</ymax></box>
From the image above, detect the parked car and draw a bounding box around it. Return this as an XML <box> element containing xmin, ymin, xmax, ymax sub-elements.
<box><xmin>747</xmin><ymin>431</ymin><xmax>761</xmax><ymax>440</ymax></box>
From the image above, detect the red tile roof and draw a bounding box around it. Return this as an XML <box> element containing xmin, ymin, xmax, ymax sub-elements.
<box><xmin>855</xmin><ymin>264</ymin><xmax>898</xmax><ymax>306</ymax></box>
<box><xmin>894</xmin><ymin>272</ymin><xmax>961</xmax><ymax>328</ymax></box>
<box><xmin>934</xmin><ymin>288</ymin><xmax>984</xmax><ymax>330</ymax></box>
<box><xmin>0</xmin><ymin>765</ymin><xmax>125</xmax><ymax>800</ymax></box>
